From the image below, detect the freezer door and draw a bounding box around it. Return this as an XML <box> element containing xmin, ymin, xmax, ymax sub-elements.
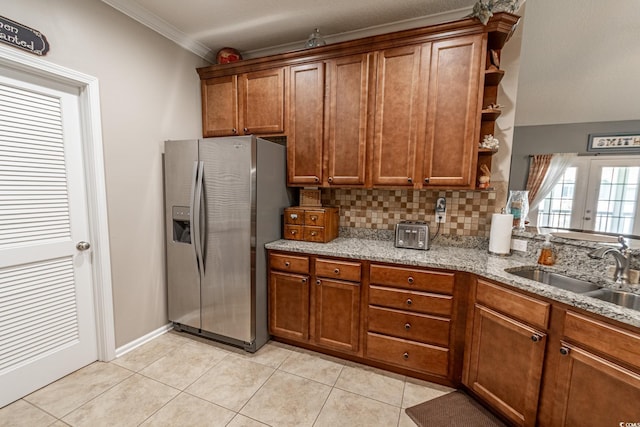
<box><xmin>200</xmin><ymin>136</ymin><xmax>254</xmax><ymax>343</ymax></box>
<box><xmin>164</xmin><ymin>140</ymin><xmax>201</xmax><ymax>329</ymax></box>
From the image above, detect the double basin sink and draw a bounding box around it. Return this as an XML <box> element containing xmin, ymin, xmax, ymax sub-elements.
<box><xmin>507</xmin><ymin>267</ymin><xmax>640</xmax><ymax>311</ymax></box>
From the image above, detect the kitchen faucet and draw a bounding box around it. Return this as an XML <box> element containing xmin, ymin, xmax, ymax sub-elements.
<box><xmin>588</xmin><ymin>236</ymin><xmax>631</xmax><ymax>284</ymax></box>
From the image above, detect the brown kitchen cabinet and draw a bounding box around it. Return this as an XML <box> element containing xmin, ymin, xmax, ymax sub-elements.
<box><xmin>313</xmin><ymin>258</ymin><xmax>362</xmax><ymax>353</ymax></box>
<box><xmin>371</xmin><ymin>44</ymin><xmax>428</xmax><ymax>187</ymax></box>
<box><xmin>268</xmin><ymin>252</ymin><xmax>363</xmax><ymax>354</ymax></box>
<box><xmin>550</xmin><ymin>311</ymin><xmax>640</xmax><ymax>425</ymax></box>
<box><xmin>366</xmin><ymin>263</ymin><xmax>457</xmax><ymax>379</ymax></box>
<box><xmin>421</xmin><ymin>35</ymin><xmax>484</xmax><ymax>188</ymax></box>
<box><xmin>201</xmin><ymin>68</ymin><xmax>286</xmax><ymax>137</ymax></box>
<box><xmin>268</xmin><ymin>253</ymin><xmax>310</xmax><ymax>341</ymax></box>
<box><xmin>464</xmin><ymin>279</ymin><xmax>550</xmax><ymax>427</ymax></box>
<box><xmin>287</xmin><ymin>62</ymin><xmax>325</xmax><ymax>185</ymax></box>
<box><xmin>324</xmin><ymin>53</ymin><xmax>374</xmax><ymax>187</ymax></box>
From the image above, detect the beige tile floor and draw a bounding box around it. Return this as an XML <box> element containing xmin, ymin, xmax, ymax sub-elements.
<box><xmin>0</xmin><ymin>331</ymin><xmax>454</xmax><ymax>426</ymax></box>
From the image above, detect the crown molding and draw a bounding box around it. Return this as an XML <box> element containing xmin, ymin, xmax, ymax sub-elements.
<box><xmin>101</xmin><ymin>0</ymin><xmax>214</xmax><ymax>61</ymax></box>
<box><xmin>101</xmin><ymin>1</ymin><xmax>473</xmax><ymax>62</ymax></box>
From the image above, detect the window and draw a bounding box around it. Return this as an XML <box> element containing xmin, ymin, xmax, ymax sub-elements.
<box><xmin>534</xmin><ymin>156</ymin><xmax>640</xmax><ymax>235</ymax></box>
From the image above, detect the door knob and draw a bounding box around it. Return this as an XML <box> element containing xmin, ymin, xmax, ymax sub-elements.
<box><xmin>76</xmin><ymin>241</ymin><xmax>91</xmax><ymax>251</ymax></box>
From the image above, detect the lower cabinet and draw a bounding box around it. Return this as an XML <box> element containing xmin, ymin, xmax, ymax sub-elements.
<box><xmin>268</xmin><ymin>252</ymin><xmax>362</xmax><ymax>354</ymax></box>
<box><xmin>550</xmin><ymin>311</ymin><xmax>640</xmax><ymax>425</ymax></box>
<box><xmin>464</xmin><ymin>279</ymin><xmax>550</xmax><ymax>427</ymax></box>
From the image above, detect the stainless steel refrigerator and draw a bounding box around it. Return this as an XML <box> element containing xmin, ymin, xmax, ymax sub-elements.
<box><xmin>163</xmin><ymin>136</ymin><xmax>290</xmax><ymax>352</ymax></box>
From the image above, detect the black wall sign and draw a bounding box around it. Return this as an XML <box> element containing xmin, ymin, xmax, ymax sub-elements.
<box><xmin>0</xmin><ymin>16</ymin><xmax>49</xmax><ymax>56</ymax></box>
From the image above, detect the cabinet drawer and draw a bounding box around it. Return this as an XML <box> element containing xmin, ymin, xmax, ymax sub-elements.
<box><xmin>564</xmin><ymin>311</ymin><xmax>640</xmax><ymax>370</ymax></box>
<box><xmin>269</xmin><ymin>253</ymin><xmax>309</xmax><ymax>274</ymax></box>
<box><xmin>369</xmin><ymin>285</ymin><xmax>453</xmax><ymax>316</ymax></box>
<box><xmin>366</xmin><ymin>332</ymin><xmax>449</xmax><ymax>377</ymax></box>
<box><xmin>368</xmin><ymin>306</ymin><xmax>450</xmax><ymax>347</ymax></box>
<box><xmin>284</xmin><ymin>225</ymin><xmax>304</xmax><ymax>241</ymax></box>
<box><xmin>304</xmin><ymin>226</ymin><xmax>325</xmax><ymax>242</ymax></box>
<box><xmin>370</xmin><ymin>264</ymin><xmax>454</xmax><ymax>294</ymax></box>
<box><xmin>304</xmin><ymin>209</ymin><xmax>326</xmax><ymax>226</ymax></box>
<box><xmin>316</xmin><ymin>258</ymin><xmax>361</xmax><ymax>282</ymax></box>
<box><xmin>284</xmin><ymin>208</ymin><xmax>305</xmax><ymax>225</ymax></box>
<box><xmin>476</xmin><ymin>279</ymin><xmax>550</xmax><ymax>330</ymax></box>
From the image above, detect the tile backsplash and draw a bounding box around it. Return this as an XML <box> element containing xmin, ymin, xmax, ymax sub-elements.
<box><xmin>321</xmin><ymin>188</ymin><xmax>497</xmax><ymax>237</ymax></box>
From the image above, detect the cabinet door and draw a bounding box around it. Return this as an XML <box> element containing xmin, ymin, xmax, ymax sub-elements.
<box><xmin>201</xmin><ymin>75</ymin><xmax>238</xmax><ymax>137</ymax></box>
<box><xmin>422</xmin><ymin>35</ymin><xmax>484</xmax><ymax>187</ymax></box>
<box><xmin>325</xmin><ymin>54</ymin><xmax>372</xmax><ymax>186</ymax></box>
<box><xmin>372</xmin><ymin>44</ymin><xmax>429</xmax><ymax>187</ymax></box>
<box><xmin>269</xmin><ymin>271</ymin><xmax>309</xmax><ymax>341</ymax></box>
<box><xmin>287</xmin><ymin>63</ymin><xmax>324</xmax><ymax>185</ymax></box>
<box><xmin>238</xmin><ymin>68</ymin><xmax>286</xmax><ymax>135</ymax></box>
<box><xmin>314</xmin><ymin>278</ymin><xmax>360</xmax><ymax>353</ymax></box>
<box><xmin>465</xmin><ymin>305</ymin><xmax>546</xmax><ymax>427</ymax></box>
<box><xmin>553</xmin><ymin>343</ymin><xmax>640</xmax><ymax>426</ymax></box>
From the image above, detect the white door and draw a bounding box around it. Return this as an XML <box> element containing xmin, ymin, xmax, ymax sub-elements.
<box><xmin>0</xmin><ymin>71</ymin><xmax>97</xmax><ymax>407</ymax></box>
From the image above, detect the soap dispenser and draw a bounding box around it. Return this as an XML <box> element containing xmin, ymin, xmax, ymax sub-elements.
<box><xmin>537</xmin><ymin>235</ymin><xmax>556</xmax><ymax>266</ymax></box>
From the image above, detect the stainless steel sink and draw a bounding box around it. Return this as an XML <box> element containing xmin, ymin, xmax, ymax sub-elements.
<box><xmin>582</xmin><ymin>289</ymin><xmax>640</xmax><ymax>310</ymax></box>
<box><xmin>507</xmin><ymin>267</ymin><xmax>601</xmax><ymax>293</ymax></box>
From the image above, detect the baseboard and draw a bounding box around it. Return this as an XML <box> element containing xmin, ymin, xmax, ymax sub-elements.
<box><xmin>114</xmin><ymin>323</ymin><xmax>173</xmax><ymax>358</ymax></box>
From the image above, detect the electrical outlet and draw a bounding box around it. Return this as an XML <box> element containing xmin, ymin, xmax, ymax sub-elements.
<box><xmin>435</xmin><ymin>197</ymin><xmax>446</xmax><ymax>213</ymax></box>
<box><xmin>436</xmin><ymin>213</ymin><xmax>445</xmax><ymax>223</ymax></box>
<box><xmin>511</xmin><ymin>239</ymin><xmax>528</xmax><ymax>252</ymax></box>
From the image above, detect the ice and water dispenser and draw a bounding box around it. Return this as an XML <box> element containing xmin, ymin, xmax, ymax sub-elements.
<box><xmin>172</xmin><ymin>206</ymin><xmax>191</xmax><ymax>244</ymax></box>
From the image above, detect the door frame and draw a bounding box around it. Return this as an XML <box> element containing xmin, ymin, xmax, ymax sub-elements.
<box><xmin>0</xmin><ymin>45</ymin><xmax>116</xmax><ymax>361</ymax></box>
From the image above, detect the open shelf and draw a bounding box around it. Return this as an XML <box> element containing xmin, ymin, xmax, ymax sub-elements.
<box><xmin>481</xmin><ymin>109</ymin><xmax>502</xmax><ymax>120</ymax></box>
<box><xmin>484</xmin><ymin>69</ymin><xmax>505</xmax><ymax>86</ymax></box>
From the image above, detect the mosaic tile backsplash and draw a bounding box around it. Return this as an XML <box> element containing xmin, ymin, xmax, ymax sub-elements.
<box><xmin>321</xmin><ymin>188</ymin><xmax>497</xmax><ymax>237</ymax></box>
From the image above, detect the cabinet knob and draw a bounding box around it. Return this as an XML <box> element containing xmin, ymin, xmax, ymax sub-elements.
<box><xmin>301</xmin><ymin>278</ymin><xmax>307</xmax><ymax>284</ymax></box>
<box><xmin>328</xmin><ymin>177</ymin><xmax>333</xmax><ymax>183</ymax></box>
<box><xmin>311</xmin><ymin>231</ymin><xmax>317</xmax><ymax>236</ymax></box>
<box><xmin>243</xmin><ymin>127</ymin><xmax>249</xmax><ymax>133</ymax></box>
<box><xmin>290</xmin><ymin>230</ymin><xmax>297</xmax><ymax>235</ymax></box>
<box><xmin>232</xmin><ymin>128</ymin><xmax>237</xmax><ymax>134</ymax></box>
<box><xmin>284</xmin><ymin>261</ymin><xmax>290</xmax><ymax>267</ymax></box>
<box><xmin>424</xmin><ymin>178</ymin><xmax>430</xmax><ymax>184</ymax></box>
<box><xmin>314</xmin><ymin>176</ymin><xmax>320</xmax><ymax>183</ymax></box>
<box><xmin>407</xmin><ymin>177</ymin><xmax>413</xmax><ymax>183</ymax></box>
<box><xmin>310</xmin><ymin>215</ymin><xmax>318</xmax><ymax>221</ymax></box>
<box><xmin>560</xmin><ymin>347</ymin><xmax>570</xmax><ymax>356</ymax></box>
<box><xmin>403</xmin><ymin>352</ymin><xmax>409</xmax><ymax>360</ymax></box>
<box><xmin>316</xmin><ymin>279</ymin><xmax>321</xmax><ymax>285</ymax></box>
<box><xmin>404</xmin><ymin>323</ymin><xmax>411</xmax><ymax>330</ymax></box>
<box><xmin>531</xmin><ymin>334</ymin><xmax>542</xmax><ymax>343</ymax></box>
<box><xmin>406</xmin><ymin>298</ymin><xmax>413</xmax><ymax>306</ymax></box>
<box><xmin>407</xmin><ymin>276</ymin><xmax>414</xmax><ymax>284</ymax></box>
<box><xmin>334</xmin><ymin>268</ymin><xmax>340</xmax><ymax>275</ymax></box>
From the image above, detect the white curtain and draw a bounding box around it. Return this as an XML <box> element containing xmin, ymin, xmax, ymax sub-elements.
<box><xmin>530</xmin><ymin>153</ymin><xmax>578</xmax><ymax>211</ymax></box>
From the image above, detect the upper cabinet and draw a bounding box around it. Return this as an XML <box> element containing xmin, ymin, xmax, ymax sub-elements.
<box><xmin>197</xmin><ymin>13</ymin><xmax>520</xmax><ymax>189</ymax></box>
<box><xmin>201</xmin><ymin>68</ymin><xmax>286</xmax><ymax>137</ymax></box>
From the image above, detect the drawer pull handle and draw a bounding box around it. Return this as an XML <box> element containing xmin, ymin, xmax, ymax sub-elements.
<box><xmin>403</xmin><ymin>352</ymin><xmax>409</xmax><ymax>360</ymax></box>
<box><xmin>404</xmin><ymin>323</ymin><xmax>411</xmax><ymax>330</ymax></box>
<box><xmin>531</xmin><ymin>334</ymin><xmax>542</xmax><ymax>343</ymax></box>
<box><xmin>284</xmin><ymin>261</ymin><xmax>290</xmax><ymax>267</ymax></box>
<box><xmin>310</xmin><ymin>215</ymin><xmax>318</xmax><ymax>221</ymax></box>
<box><xmin>406</xmin><ymin>298</ymin><xmax>413</xmax><ymax>306</ymax></box>
<box><xmin>301</xmin><ymin>278</ymin><xmax>307</xmax><ymax>284</ymax></box>
<box><xmin>407</xmin><ymin>276</ymin><xmax>414</xmax><ymax>284</ymax></box>
<box><xmin>334</xmin><ymin>268</ymin><xmax>340</xmax><ymax>274</ymax></box>
<box><xmin>560</xmin><ymin>347</ymin><xmax>570</xmax><ymax>356</ymax></box>
<box><xmin>311</xmin><ymin>231</ymin><xmax>317</xmax><ymax>236</ymax></box>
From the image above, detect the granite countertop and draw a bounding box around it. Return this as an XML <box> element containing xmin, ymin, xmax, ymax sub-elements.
<box><xmin>265</xmin><ymin>237</ymin><xmax>640</xmax><ymax>329</ymax></box>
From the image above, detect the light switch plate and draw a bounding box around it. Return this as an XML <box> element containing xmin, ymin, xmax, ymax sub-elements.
<box><xmin>511</xmin><ymin>239</ymin><xmax>528</xmax><ymax>252</ymax></box>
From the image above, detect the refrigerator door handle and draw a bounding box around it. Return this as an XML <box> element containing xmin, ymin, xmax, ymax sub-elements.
<box><xmin>193</xmin><ymin>160</ymin><xmax>205</xmax><ymax>275</ymax></box>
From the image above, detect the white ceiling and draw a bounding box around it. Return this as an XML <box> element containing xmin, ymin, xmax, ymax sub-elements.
<box><xmin>102</xmin><ymin>0</ymin><xmax>640</xmax><ymax>127</ymax></box>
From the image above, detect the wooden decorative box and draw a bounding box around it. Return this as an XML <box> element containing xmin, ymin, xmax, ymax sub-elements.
<box><xmin>284</xmin><ymin>206</ymin><xmax>339</xmax><ymax>243</ymax></box>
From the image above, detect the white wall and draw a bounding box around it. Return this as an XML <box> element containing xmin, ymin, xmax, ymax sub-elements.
<box><xmin>0</xmin><ymin>0</ymin><xmax>207</xmax><ymax>347</ymax></box>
